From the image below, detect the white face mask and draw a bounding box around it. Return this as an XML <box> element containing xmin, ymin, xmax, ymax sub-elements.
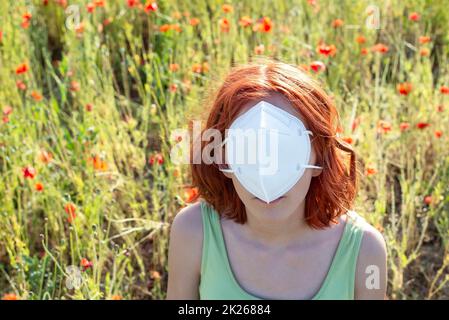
<box><xmin>219</xmin><ymin>100</ymin><xmax>323</xmax><ymax>203</ymax></box>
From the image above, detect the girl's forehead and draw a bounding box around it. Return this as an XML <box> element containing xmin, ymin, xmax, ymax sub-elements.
<box><xmin>237</xmin><ymin>94</ymin><xmax>307</xmax><ymax>125</ymax></box>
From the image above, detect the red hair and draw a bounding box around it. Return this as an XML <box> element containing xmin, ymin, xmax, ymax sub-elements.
<box><xmin>189</xmin><ymin>56</ymin><xmax>359</xmax><ymax>229</ymax></box>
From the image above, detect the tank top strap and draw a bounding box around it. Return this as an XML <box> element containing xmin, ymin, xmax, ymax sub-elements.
<box><xmin>200</xmin><ymin>200</ymin><xmax>222</xmax><ymax>244</ymax></box>
<box><xmin>199</xmin><ymin>200</ymin><xmax>263</xmax><ymax>300</ymax></box>
<box><xmin>199</xmin><ymin>200</ymin><xmax>228</xmax><ymax>279</ymax></box>
<box><xmin>315</xmin><ymin>210</ymin><xmax>365</xmax><ymax>299</ymax></box>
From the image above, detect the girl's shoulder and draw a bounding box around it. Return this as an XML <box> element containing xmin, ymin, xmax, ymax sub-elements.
<box><xmin>348</xmin><ymin>210</ymin><xmax>388</xmax><ymax>299</ymax></box>
<box><xmin>343</xmin><ymin>210</ymin><xmax>386</xmax><ymax>255</ymax></box>
<box><xmin>169</xmin><ymin>201</ymin><xmax>204</xmax><ymax>267</ymax></box>
<box><xmin>171</xmin><ymin>201</ymin><xmax>204</xmax><ymax>239</ymax></box>
<box><xmin>345</xmin><ymin>210</ymin><xmax>384</xmax><ymax>240</ymax></box>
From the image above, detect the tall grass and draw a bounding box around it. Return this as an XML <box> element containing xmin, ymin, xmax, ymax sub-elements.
<box><xmin>0</xmin><ymin>0</ymin><xmax>448</xmax><ymax>299</ymax></box>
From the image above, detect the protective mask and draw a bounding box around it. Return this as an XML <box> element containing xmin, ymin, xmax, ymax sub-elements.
<box><xmin>219</xmin><ymin>100</ymin><xmax>322</xmax><ymax>203</ymax></box>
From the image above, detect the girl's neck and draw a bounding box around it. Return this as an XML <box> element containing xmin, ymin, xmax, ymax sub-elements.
<box><xmin>240</xmin><ymin>201</ymin><xmax>314</xmax><ymax>247</ymax></box>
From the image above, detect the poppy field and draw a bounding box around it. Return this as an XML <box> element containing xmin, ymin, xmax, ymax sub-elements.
<box><xmin>1</xmin><ymin>0</ymin><xmax>449</xmax><ymax>300</ymax></box>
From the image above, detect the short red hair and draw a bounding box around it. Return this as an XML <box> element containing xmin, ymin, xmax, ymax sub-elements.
<box><xmin>189</xmin><ymin>57</ymin><xmax>359</xmax><ymax>229</ymax></box>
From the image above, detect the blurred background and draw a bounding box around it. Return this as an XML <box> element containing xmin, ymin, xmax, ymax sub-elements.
<box><xmin>0</xmin><ymin>0</ymin><xmax>448</xmax><ymax>300</ymax></box>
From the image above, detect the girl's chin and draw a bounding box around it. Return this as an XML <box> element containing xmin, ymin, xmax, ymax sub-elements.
<box><xmin>253</xmin><ymin>195</ymin><xmax>286</xmax><ymax>205</ymax></box>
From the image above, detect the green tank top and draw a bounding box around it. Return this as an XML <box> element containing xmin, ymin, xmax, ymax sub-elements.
<box><xmin>199</xmin><ymin>200</ymin><xmax>365</xmax><ymax>300</ymax></box>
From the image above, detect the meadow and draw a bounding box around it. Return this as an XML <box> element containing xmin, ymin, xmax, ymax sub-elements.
<box><xmin>0</xmin><ymin>0</ymin><xmax>448</xmax><ymax>300</ymax></box>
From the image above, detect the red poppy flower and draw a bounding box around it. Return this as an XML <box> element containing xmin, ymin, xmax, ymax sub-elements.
<box><xmin>424</xmin><ymin>196</ymin><xmax>432</xmax><ymax>205</ymax></box>
<box><xmin>192</xmin><ymin>63</ymin><xmax>209</xmax><ymax>74</ymax></box>
<box><xmin>342</xmin><ymin>136</ymin><xmax>354</xmax><ymax>144</ymax></box>
<box><xmin>15</xmin><ymin>63</ymin><xmax>28</xmax><ymax>75</ymax></box>
<box><xmin>88</xmin><ymin>154</ymin><xmax>108</xmax><ymax>171</ymax></box>
<box><xmin>222</xmin><ymin>4</ymin><xmax>234</xmax><ymax>13</ymax></box>
<box><xmin>172</xmin><ymin>11</ymin><xmax>182</xmax><ymax>19</ymax></box>
<box><xmin>87</xmin><ymin>3</ymin><xmax>95</xmax><ymax>13</ymax></box>
<box><xmin>103</xmin><ymin>18</ymin><xmax>112</xmax><ymax>26</ymax></box>
<box><xmin>371</xmin><ymin>43</ymin><xmax>389</xmax><ymax>54</ymax></box>
<box><xmin>3</xmin><ymin>105</ymin><xmax>13</xmax><ymax>116</ymax></box>
<box><xmin>356</xmin><ymin>35</ymin><xmax>366</xmax><ymax>44</ymax></box>
<box><xmin>400</xmin><ymin>122</ymin><xmax>410</xmax><ymax>132</ymax></box>
<box><xmin>35</xmin><ymin>182</ymin><xmax>44</xmax><ymax>191</ymax></box>
<box><xmin>159</xmin><ymin>24</ymin><xmax>171</xmax><ymax>32</ymax></box>
<box><xmin>169</xmin><ymin>63</ymin><xmax>180</xmax><ymax>72</ymax></box>
<box><xmin>80</xmin><ymin>258</ymin><xmax>93</xmax><ymax>271</ymax></box>
<box><xmin>189</xmin><ymin>18</ymin><xmax>200</xmax><ymax>26</ymax></box>
<box><xmin>159</xmin><ymin>23</ymin><xmax>180</xmax><ymax>33</ymax></box>
<box><xmin>22</xmin><ymin>166</ymin><xmax>37</xmax><ymax>179</ymax></box>
<box><xmin>31</xmin><ymin>91</ymin><xmax>43</xmax><ymax>101</ymax></box>
<box><xmin>154</xmin><ymin>154</ymin><xmax>164</xmax><ymax>165</ymax></box>
<box><xmin>56</xmin><ymin>0</ymin><xmax>68</xmax><ymax>7</ymax></box>
<box><xmin>39</xmin><ymin>150</ymin><xmax>53</xmax><ymax>164</ymax></box>
<box><xmin>169</xmin><ymin>83</ymin><xmax>178</xmax><ymax>93</ymax></box>
<box><xmin>70</xmin><ymin>81</ymin><xmax>80</xmax><ymax>92</ymax></box>
<box><xmin>1</xmin><ymin>293</ymin><xmax>19</xmax><ymax>300</ymax></box>
<box><xmin>365</xmin><ymin>163</ymin><xmax>377</xmax><ymax>176</ymax></box>
<box><xmin>409</xmin><ymin>12</ymin><xmax>420</xmax><ymax>22</ymax></box>
<box><xmin>201</xmin><ymin>62</ymin><xmax>209</xmax><ymax>73</ymax></box>
<box><xmin>419</xmin><ymin>36</ymin><xmax>431</xmax><ymax>44</ymax></box>
<box><xmin>219</xmin><ymin>17</ymin><xmax>230</xmax><ymax>33</ymax></box>
<box><xmin>434</xmin><ymin>130</ymin><xmax>442</xmax><ymax>138</ymax></box>
<box><xmin>255</xmin><ymin>17</ymin><xmax>273</xmax><ymax>33</ymax></box>
<box><xmin>21</xmin><ymin>12</ymin><xmax>32</xmax><ymax>29</ymax></box>
<box><xmin>239</xmin><ymin>16</ymin><xmax>253</xmax><ymax>27</ymax></box>
<box><xmin>127</xmin><ymin>0</ymin><xmax>138</xmax><ymax>7</ymax></box>
<box><xmin>144</xmin><ymin>1</ymin><xmax>158</xmax><ymax>13</ymax></box>
<box><xmin>64</xmin><ymin>202</ymin><xmax>77</xmax><ymax>223</ymax></box>
<box><xmin>332</xmin><ymin>19</ymin><xmax>344</xmax><ymax>28</ymax></box>
<box><xmin>75</xmin><ymin>23</ymin><xmax>85</xmax><ymax>35</ymax></box>
<box><xmin>440</xmin><ymin>86</ymin><xmax>449</xmax><ymax>94</ymax></box>
<box><xmin>420</xmin><ymin>48</ymin><xmax>430</xmax><ymax>57</ymax></box>
<box><xmin>184</xmin><ymin>187</ymin><xmax>199</xmax><ymax>203</ymax></box>
<box><xmin>317</xmin><ymin>43</ymin><xmax>337</xmax><ymax>57</ymax></box>
<box><xmin>310</xmin><ymin>61</ymin><xmax>326</xmax><ymax>73</ymax></box>
<box><xmin>416</xmin><ymin>122</ymin><xmax>430</xmax><ymax>129</ymax></box>
<box><xmin>192</xmin><ymin>63</ymin><xmax>202</xmax><ymax>73</ymax></box>
<box><xmin>377</xmin><ymin>120</ymin><xmax>392</xmax><ymax>134</ymax></box>
<box><xmin>149</xmin><ymin>153</ymin><xmax>164</xmax><ymax>165</ymax></box>
<box><xmin>16</xmin><ymin>80</ymin><xmax>27</xmax><ymax>91</ymax></box>
<box><xmin>397</xmin><ymin>82</ymin><xmax>412</xmax><ymax>95</ymax></box>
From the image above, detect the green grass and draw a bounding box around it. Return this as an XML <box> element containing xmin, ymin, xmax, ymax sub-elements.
<box><xmin>0</xmin><ymin>0</ymin><xmax>448</xmax><ymax>299</ymax></box>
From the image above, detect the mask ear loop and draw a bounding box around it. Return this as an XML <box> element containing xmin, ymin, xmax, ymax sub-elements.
<box><xmin>303</xmin><ymin>164</ymin><xmax>323</xmax><ymax>169</ymax></box>
<box><xmin>217</xmin><ymin>136</ymin><xmax>234</xmax><ymax>173</ymax></box>
<box><xmin>303</xmin><ymin>130</ymin><xmax>324</xmax><ymax>170</ymax></box>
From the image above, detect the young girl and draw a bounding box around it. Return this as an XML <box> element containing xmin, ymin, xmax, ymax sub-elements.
<box><xmin>166</xmin><ymin>57</ymin><xmax>387</xmax><ymax>300</ymax></box>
